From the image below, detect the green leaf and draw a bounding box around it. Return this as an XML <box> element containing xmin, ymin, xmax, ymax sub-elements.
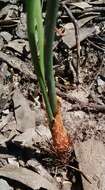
<box><xmin>26</xmin><ymin>0</ymin><xmax>44</xmax><ymax>79</ymax></box>
<box><xmin>26</xmin><ymin>0</ymin><xmax>53</xmax><ymax>122</ymax></box>
<box><xmin>44</xmin><ymin>0</ymin><xmax>59</xmax><ymax>115</ymax></box>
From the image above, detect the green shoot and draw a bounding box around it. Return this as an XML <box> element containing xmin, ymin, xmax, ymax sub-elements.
<box><xmin>26</xmin><ymin>0</ymin><xmax>54</xmax><ymax>122</ymax></box>
<box><xmin>44</xmin><ymin>0</ymin><xmax>59</xmax><ymax>115</ymax></box>
<box><xmin>26</xmin><ymin>0</ymin><xmax>59</xmax><ymax>122</ymax></box>
<box><xmin>26</xmin><ymin>0</ymin><xmax>72</xmax><ymax>156</ymax></box>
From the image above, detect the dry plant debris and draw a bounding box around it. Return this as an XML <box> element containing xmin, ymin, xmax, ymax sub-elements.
<box><xmin>0</xmin><ymin>0</ymin><xmax>105</xmax><ymax>189</ymax></box>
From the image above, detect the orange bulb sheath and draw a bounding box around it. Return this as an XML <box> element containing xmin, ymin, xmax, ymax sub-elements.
<box><xmin>51</xmin><ymin>97</ymin><xmax>72</xmax><ymax>155</ymax></box>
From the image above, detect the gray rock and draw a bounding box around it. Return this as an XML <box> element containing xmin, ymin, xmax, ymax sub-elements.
<box><xmin>0</xmin><ymin>179</ymin><xmax>13</xmax><ymax>190</ymax></box>
<box><xmin>0</xmin><ymin>32</ymin><xmax>12</xmax><ymax>43</ymax></box>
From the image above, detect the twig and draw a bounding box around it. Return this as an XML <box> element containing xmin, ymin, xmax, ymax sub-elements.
<box><xmin>57</xmin><ymin>88</ymin><xmax>105</xmax><ymax>114</ymax></box>
<box><xmin>57</xmin><ymin>88</ymin><xmax>82</xmax><ymax>105</ymax></box>
<box><xmin>87</xmin><ymin>39</ymin><xmax>105</xmax><ymax>53</ymax></box>
<box><xmin>83</xmin><ymin>7</ymin><xmax>105</xmax><ymax>13</ymax></box>
<box><xmin>96</xmin><ymin>34</ymin><xmax>105</xmax><ymax>43</ymax></box>
<box><xmin>66</xmin><ymin>164</ymin><xmax>92</xmax><ymax>184</ymax></box>
<box><xmin>57</xmin><ymin>163</ymin><xmax>92</xmax><ymax>184</ymax></box>
<box><xmin>68</xmin><ymin>103</ymin><xmax>105</xmax><ymax>114</ymax></box>
<box><xmin>94</xmin><ymin>17</ymin><xmax>105</xmax><ymax>22</ymax></box>
<box><xmin>0</xmin><ymin>112</ymin><xmax>13</xmax><ymax>131</ymax></box>
<box><xmin>62</xmin><ymin>3</ymin><xmax>80</xmax><ymax>85</ymax></box>
<box><xmin>89</xmin><ymin>54</ymin><xmax>104</xmax><ymax>91</ymax></box>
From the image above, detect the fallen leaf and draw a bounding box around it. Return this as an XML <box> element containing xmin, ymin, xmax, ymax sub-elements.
<box><xmin>0</xmin><ymin>166</ymin><xmax>59</xmax><ymax>190</ymax></box>
<box><xmin>64</xmin><ymin>16</ymin><xmax>97</xmax><ymax>30</ymax></box>
<box><xmin>71</xmin><ymin>2</ymin><xmax>92</xmax><ymax>10</ymax></box>
<box><xmin>12</xmin><ymin>125</ymin><xmax>51</xmax><ymax>148</ymax></box>
<box><xmin>0</xmin><ymin>112</ymin><xmax>13</xmax><ymax>131</ymax></box>
<box><xmin>4</xmin><ymin>39</ymin><xmax>29</xmax><ymax>56</ymax></box>
<box><xmin>63</xmin><ymin>26</ymin><xmax>96</xmax><ymax>49</ymax></box>
<box><xmin>74</xmin><ymin>139</ymin><xmax>105</xmax><ymax>190</ymax></box>
<box><xmin>0</xmin><ymin>52</ymin><xmax>35</xmax><ymax>80</ymax></box>
<box><xmin>12</xmin><ymin>128</ymin><xmax>36</xmax><ymax>148</ymax></box>
<box><xmin>13</xmin><ymin>88</ymin><xmax>35</xmax><ymax>132</ymax></box>
<box><xmin>26</xmin><ymin>159</ymin><xmax>57</xmax><ymax>184</ymax></box>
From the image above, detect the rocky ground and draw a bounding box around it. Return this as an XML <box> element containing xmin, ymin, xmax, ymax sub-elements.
<box><xmin>0</xmin><ymin>0</ymin><xmax>105</xmax><ymax>190</ymax></box>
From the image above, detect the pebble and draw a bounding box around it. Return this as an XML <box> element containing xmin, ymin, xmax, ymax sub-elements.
<box><xmin>0</xmin><ymin>179</ymin><xmax>13</xmax><ymax>190</ymax></box>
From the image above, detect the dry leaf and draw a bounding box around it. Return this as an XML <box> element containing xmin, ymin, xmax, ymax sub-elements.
<box><xmin>0</xmin><ymin>166</ymin><xmax>59</xmax><ymax>190</ymax></box>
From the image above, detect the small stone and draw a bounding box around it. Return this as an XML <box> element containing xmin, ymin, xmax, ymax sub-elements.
<box><xmin>8</xmin><ymin>157</ymin><xmax>19</xmax><ymax>168</ymax></box>
<box><xmin>62</xmin><ymin>181</ymin><xmax>72</xmax><ymax>190</ymax></box>
<box><xmin>0</xmin><ymin>179</ymin><xmax>13</xmax><ymax>190</ymax></box>
<box><xmin>0</xmin><ymin>32</ymin><xmax>12</xmax><ymax>43</ymax></box>
<box><xmin>2</xmin><ymin>109</ymin><xmax>9</xmax><ymax>115</ymax></box>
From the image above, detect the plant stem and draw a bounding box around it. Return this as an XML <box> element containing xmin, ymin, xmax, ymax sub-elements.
<box><xmin>37</xmin><ymin>67</ymin><xmax>54</xmax><ymax>122</ymax></box>
<box><xmin>44</xmin><ymin>0</ymin><xmax>59</xmax><ymax>115</ymax></box>
<box><xmin>26</xmin><ymin>0</ymin><xmax>44</xmax><ymax>79</ymax></box>
<box><xmin>26</xmin><ymin>0</ymin><xmax>54</xmax><ymax>122</ymax></box>
<box><xmin>35</xmin><ymin>0</ymin><xmax>45</xmax><ymax>79</ymax></box>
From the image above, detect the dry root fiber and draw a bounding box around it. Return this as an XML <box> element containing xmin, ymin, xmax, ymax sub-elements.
<box><xmin>51</xmin><ymin>97</ymin><xmax>73</xmax><ymax>157</ymax></box>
